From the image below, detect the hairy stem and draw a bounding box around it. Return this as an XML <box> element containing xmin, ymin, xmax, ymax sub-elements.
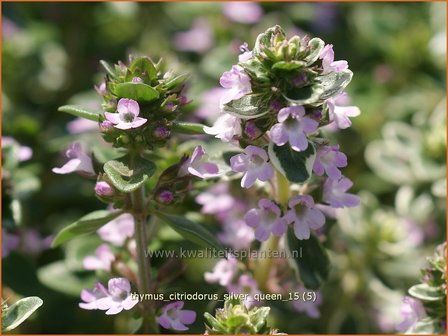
<box><xmin>255</xmin><ymin>170</ymin><xmax>290</xmax><ymax>292</ymax></box>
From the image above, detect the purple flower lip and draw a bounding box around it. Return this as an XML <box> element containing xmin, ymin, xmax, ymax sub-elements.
<box><xmin>230</xmin><ymin>145</ymin><xmax>274</xmax><ymax>188</ymax></box>
<box><xmin>286</xmin><ymin>195</ymin><xmax>326</xmax><ymax>240</ymax></box>
<box><xmin>244</xmin><ymin>199</ymin><xmax>287</xmax><ymax>241</ymax></box>
<box><xmin>323</xmin><ymin>176</ymin><xmax>360</xmax><ymax>208</ymax></box>
<box><xmin>219</xmin><ymin>65</ymin><xmax>252</xmax><ymax>105</ymax></box>
<box><xmin>52</xmin><ymin>142</ymin><xmax>95</xmax><ymax>176</ymax></box>
<box><xmin>204</xmin><ymin>114</ymin><xmax>242</xmax><ymax>142</ymax></box>
<box><xmin>178</xmin><ymin>146</ymin><xmax>219</xmax><ymax>179</ymax></box>
<box><xmin>79</xmin><ymin>277</ymin><xmax>138</xmax><ymax>315</ymax></box>
<box><xmin>158</xmin><ymin>301</ymin><xmax>196</xmax><ymax>331</ymax></box>
<box><xmin>269</xmin><ymin>105</ymin><xmax>318</xmax><ymax>152</ymax></box>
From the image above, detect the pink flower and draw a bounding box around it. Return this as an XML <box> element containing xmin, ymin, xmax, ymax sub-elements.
<box><xmin>222</xmin><ymin>2</ymin><xmax>263</xmax><ymax>24</ymax></box>
<box><xmin>204</xmin><ymin>113</ymin><xmax>242</xmax><ymax>142</ymax></box>
<box><xmin>2</xmin><ymin>229</ymin><xmax>19</xmax><ymax>258</ymax></box>
<box><xmin>292</xmin><ymin>285</ymin><xmax>322</xmax><ymax>319</ymax></box>
<box><xmin>244</xmin><ymin>199</ymin><xmax>287</xmax><ymax>241</ymax></box>
<box><xmin>52</xmin><ymin>142</ymin><xmax>95</xmax><ymax>175</ymax></box>
<box><xmin>20</xmin><ymin>229</ymin><xmax>52</xmax><ymax>256</ymax></box>
<box><xmin>97</xmin><ymin>213</ymin><xmax>134</xmax><ymax>246</ymax></box>
<box><xmin>67</xmin><ymin>118</ymin><xmax>98</xmax><ymax>134</ymax></box>
<box><xmin>323</xmin><ymin>176</ymin><xmax>360</xmax><ymax>208</ymax></box>
<box><xmin>285</xmin><ymin>195</ymin><xmax>325</xmax><ymax>240</ymax></box>
<box><xmin>2</xmin><ymin>136</ymin><xmax>33</xmax><ymax>162</ymax></box>
<box><xmin>196</xmin><ymin>87</ymin><xmax>226</xmax><ymax>120</ymax></box>
<box><xmin>174</xmin><ymin>19</ymin><xmax>213</xmax><ymax>53</ymax></box>
<box><xmin>178</xmin><ymin>146</ymin><xmax>219</xmax><ymax>179</ymax></box>
<box><xmin>319</xmin><ymin>44</ymin><xmax>348</xmax><ymax>73</ymax></box>
<box><xmin>196</xmin><ymin>183</ymin><xmax>235</xmax><ymax>214</ymax></box>
<box><xmin>313</xmin><ymin>145</ymin><xmax>347</xmax><ymax>180</ymax></box>
<box><xmin>79</xmin><ymin>282</ymin><xmax>110</xmax><ymax>310</ymax></box>
<box><xmin>230</xmin><ymin>146</ymin><xmax>274</xmax><ymax>188</ymax></box>
<box><xmin>227</xmin><ymin>275</ymin><xmax>261</xmax><ymax>308</ymax></box>
<box><xmin>270</xmin><ymin>106</ymin><xmax>318</xmax><ymax>152</ymax></box>
<box><xmin>104</xmin><ymin>98</ymin><xmax>147</xmax><ymax>130</ymax></box>
<box><xmin>204</xmin><ymin>256</ymin><xmax>238</xmax><ymax>286</ymax></box>
<box><xmin>95</xmin><ymin>181</ymin><xmax>114</xmax><ymax>197</ymax></box>
<box><xmin>94</xmin><ymin>278</ymin><xmax>139</xmax><ymax>315</ymax></box>
<box><xmin>326</xmin><ymin>92</ymin><xmax>360</xmax><ymax>130</ymax></box>
<box><xmin>158</xmin><ymin>301</ymin><xmax>196</xmax><ymax>331</ymax></box>
<box><xmin>396</xmin><ymin>296</ymin><xmax>426</xmax><ymax>332</ymax></box>
<box><xmin>219</xmin><ymin>65</ymin><xmax>252</xmax><ymax>105</ymax></box>
<box><xmin>83</xmin><ymin>244</ymin><xmax>115</xmax><ymax>271</ymax></box>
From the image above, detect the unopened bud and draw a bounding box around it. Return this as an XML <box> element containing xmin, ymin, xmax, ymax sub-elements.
<box><xmin>244</xmin><ymin>121</ymin><xmax>262</xmax><ymax>140</ymax></box>
<box><xmin>153</xmin><ymin>126</ymin><xmax>170</xmax><ymax>139</ymax></box>
<box><xmin>132</xmin><ymin>76</ymin><xmax>143</xmax><ymax>83</ymax></box>
<box><xmin>157</xmin><ymin>190</ymin><xmax>174</xmax><ymax>204</ymax></box>
<box><xmin>100</xmin><ymin>120</ymin><xmax>114</xmax><ymax>131</ymax></box>
<box><xmin>95</xmin><ymin>181</ymin><xmax>114</xmax><ymax>197</ymax></box>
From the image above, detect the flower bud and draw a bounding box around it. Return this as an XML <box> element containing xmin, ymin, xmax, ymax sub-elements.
<box><xmin>95</xmin><ymin>82</ymin><xmax>107</xmax><ymax>96</ymax></box>
<box><xmin>132</xmin><ymin>76</ymin><xmax>143</xmax><ymax>83</ymax></box>
<box><xmin>244</xmin><ymin>121</ymin><xmax>262</xmax><ymax>140</ymax></box>
<box><xmin>153</xmin><ymin>126</ymin><xmax>171</xmax><ymax>140</ymax></box>
<box><xmin>100</xmin><ymin>120</ymin><xmax>114</xmax><ymax>132</ymax></box>
<box><xmin>157</xmin><ymin>190</ymin><xmax>174</xmax><ymax>204</ymax></box>
<box><xmin>95</xmin><ymin>181</ymin><xmax>114</xmax><ymax>197</ymax></box>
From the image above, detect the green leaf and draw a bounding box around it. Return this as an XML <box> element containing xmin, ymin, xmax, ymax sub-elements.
<box><xmin>317</xmin><ymin>70</ymin><xmax>353</xmax><ymax>100</ymax></box>
<box><xmin>52</xmin><ymin>210</ymin><xmax>122</xmax><ymax>247</ymax></box>
<box><xmin>283</xmin><ymin>84</ymin><xmax>322</xmax><ymax>105</ymax></box>
<box><xmin>100</xmin><ymin>60</ymin><xmax>117</xmax><ymax>78</ymax></box>
<box><xmin>286</xmin><ymin>230</ymin><xmax>330</xmax><ymax>289</ymax></box>
<box><xmin>164</xmin><ymin>73</ymin><xmax>190</xmax><ymax>90</ymax></box>
<box><xmin>112</xmin><ymin>82</ymin><xmax>160</xmax><ymax>102</ymax></box>
<box><xmin>155</xmin><ymin>212</ymin><xmax>224</xmax><ymax>251</ymax></box>
<box><xmin>171</xmin><ymin>121</ymin><xmax>205</xmax><ymax>135</ymax></box>
<box><xmin>129</xmin><ymin>56</ymin><xmax>157</xmax><ymax>81</ymax></box>
<box><xmin>37</xmin><ymin>261</ymin><xmax>96</xmax><ymax>296</ymax></box>
<box><xmin>272</xmin><ymin>60</ymin><xmax>306</xmax><ymax>71</ymax></box>
<box><xmin>222</xmin><ymin>94</ymin><xmax>270</xmax><ymax>119</ymax></box>
<box><xmin>58</xmin><ymin>105</ymin><xmax>101</xmax><ymax>122</ymax></box>
<box><xmin>408</xmin><ymin>283</ymin><xmax>444</xmax><ymax>302</ymax></box>
<box><xmin>268</xmin><ymin>141</ymin><xmax>316</xmax><ymax>183</ymax></box>
<box><xmin>104</xmin><ymin>156</ymin><xmax>156</xmax><ymax>193</ymax></box>
<box><xmin>3</xmin><ymin>296</ymin><xmax>43</xmax><ymax>331</ymax></box>
<box><xmin>303</xmin><ymin>38</ymin><xmax>325</xmax><ymax>65</ymax></box>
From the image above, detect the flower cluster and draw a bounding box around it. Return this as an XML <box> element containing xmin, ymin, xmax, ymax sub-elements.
<box><xmin>206</xmin><ymin>25</ymin><xmax>360</xmax><ymax>243</ymax></box>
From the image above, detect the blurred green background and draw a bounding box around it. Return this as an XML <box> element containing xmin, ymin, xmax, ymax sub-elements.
<box><xmin>2</xmin><ymin>2</ymin><xmax>446</xmax><ymax>334</ymax></box>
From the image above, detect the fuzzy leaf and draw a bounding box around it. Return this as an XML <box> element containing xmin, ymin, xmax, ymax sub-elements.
<box><xmin>155</xmin><ymin>212</ymin><xmax>224</xmax><ymax>252</ymax></box>
<box><xmin>104</xmin><ymin>156</ymin><xmax>156</xmax><ymax>193</ymax></box>
<box><xmin>268</xmin><ymin>141</ymin><xmax>316</xmax><ymax>183</ymax></box>
<box><xmin>3</xmin><ymin>296</ymin><xmax>43</xmax><ymax>331</ymax></box>
<box><xmin>52</xmin><ymin>210</ymin><xmax>122</xmax><ymax>247</ymax></box>
<box><xmin>171</xmin><ymin>121</ymin><xmax>205</xmax><ymax>135</ymax></box>
<box><xmin>408</xmin><ymin>283</ymin><xmax>444</xmax><ymax>302</ymax></box>
<box><xmin>100</xmin><ymin>60</ymin><xmax>117</xmax><ymax>78</ymax></box>
<box><xmin>129</xmin><ymin>56</ymin><xmax>157</xmax><ymax>81</ymax></box>
<box><xmin>303</xmin><ymin>38</ymin><xmax>325</xmax><ymax>65</ymax></box>
<box><xmin>112</xmin><ymin>82</ymin><xmax>159</xmax><ymax>102</ymax></box>
<box><xmin>317</xmin><ymin>70</ymin><xmax>353</xmax><ymax>100</ymax></box>
<box><xmin>58</xmin><ymin>105</ymin><xmax>101</xmax><ymax>122</ymax></box>
<box><xmin>222</xmin><ymin>94</ymin><xmax>270</xmax><ymax>119</ymax></box>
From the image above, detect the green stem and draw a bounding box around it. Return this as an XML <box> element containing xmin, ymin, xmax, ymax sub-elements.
<box><xmin>131</xmin><ymin>167</ymin><xmax>159</xmax><ymax>333</ymax></box>
<box><xmin>255</xmin><ymin>170</ymin><xmax>290</xmax><ymax>292</ymax></box>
